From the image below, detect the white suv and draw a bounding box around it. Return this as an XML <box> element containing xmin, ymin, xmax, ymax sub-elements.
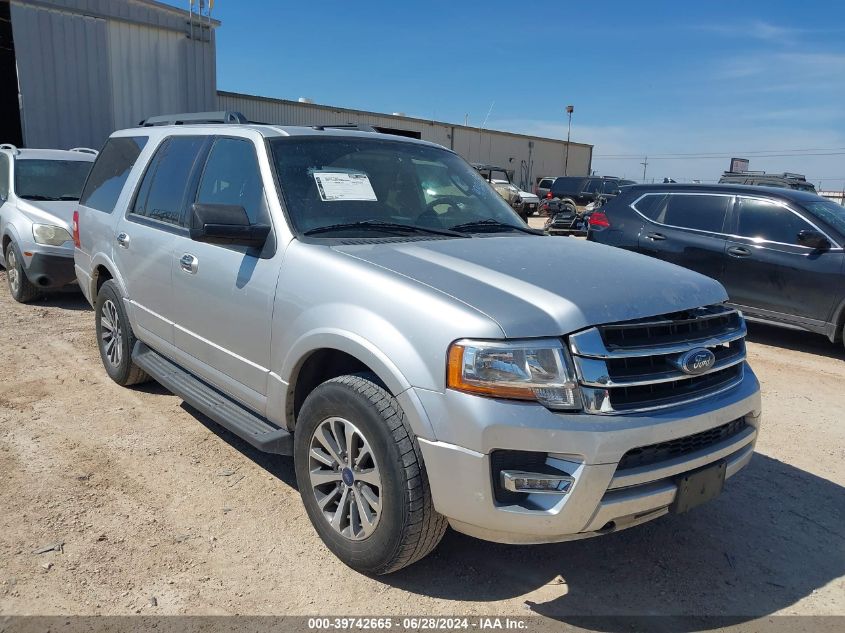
<box><xmin>0</xmin><ymin>144</ymin><xmax>96</xmax><ymax>302</ymax></box>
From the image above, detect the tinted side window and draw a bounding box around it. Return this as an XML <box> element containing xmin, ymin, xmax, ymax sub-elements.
<box><xmin>80</xmin><ymin>136</ymin><xmax>148</xmax><ymax>212</ymax></box>
<box><xmin>196</xmin><ymin>138</ymin><xmax>268</xmax><ymax>224</ymax></box>
<box><xmin>551</xmin><ymin>177</ymin><xmax>584</xmax><ymax>194</ymax></box>
<box><xmin>539</xmin><ymin>178</ymin><xmax>553</xmax><ymax>189</ymax></box>
<box><xmin>636</xmin><ymin>194</ymin><xmax>730</xmax><ymax>232</ymax></box>
<box><xmin>0</xmin><ymin>154</ymin><xmax>8</xmax><ymax>200</ymax></box>
<box><xmin>583</xmin><ymin>179</ymin><xmax>604</xmax><ymax>193</ymax></box>
<box><xmin>132</xmin><ymin>136</ymin><xmax>205</xmax><ymax>226</ymax></box>
<box><xmin>737</xmin><ymin>197</ymin><xmax>812</xmax><ymax>245</ymax></box>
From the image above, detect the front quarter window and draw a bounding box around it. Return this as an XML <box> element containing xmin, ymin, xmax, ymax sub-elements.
<box><xmin>270</xmin><ymin>137</ymin><xmax>524</xmax><ymax>237</ymax></box>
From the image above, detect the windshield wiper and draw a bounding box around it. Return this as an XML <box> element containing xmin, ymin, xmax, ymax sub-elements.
<box><xmin>303</xmin><ymin>220</ymin><xmax>468</xmax><ymax>238</ymax></box>
<box><xmin>450</xmin><ymin>219</ymin><xmax>543</xmax><ymax>235</ymax></box>
<box><xmin>20</xmin><ymin>194</ymin><xmax>61</xmax><ymax>201</ymax></box>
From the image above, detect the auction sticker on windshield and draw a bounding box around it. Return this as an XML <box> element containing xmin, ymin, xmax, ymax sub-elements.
<box><xmin>313</xmin><ymin>171</ymin><xmax>377</xmax><ymax>202</ymax></box>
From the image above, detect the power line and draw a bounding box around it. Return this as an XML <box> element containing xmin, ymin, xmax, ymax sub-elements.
<box><xmin>594</xmin><ymin>146</ymin><xmax>845</xmax><ymax>158</ymax></box>
<box><xmin>596</xmin><ymin>152</ymin><xmax>845</xmax><ymax>160</ymax></box>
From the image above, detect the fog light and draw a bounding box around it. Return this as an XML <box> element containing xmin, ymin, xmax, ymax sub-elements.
<box><xmin>500</xmin><ymin>470</ymin><xmax>573</xmax><ymax>494</ymax></box>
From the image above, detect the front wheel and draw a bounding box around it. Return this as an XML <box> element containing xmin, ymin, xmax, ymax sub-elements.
<box><xmin>294</xmin><ymin>374</ymin><xmax>447</xmax><ymax>574</ymax></box>
<box><xmin>4</xmin><ymin>242</ymin><xmax>41</xmax><ymax>303</ymax></box>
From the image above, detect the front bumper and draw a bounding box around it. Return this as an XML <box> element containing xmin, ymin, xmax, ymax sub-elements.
<box><xmin>412</xmin><ymin>365</ymin><xmax>761</xmax><ymax>544</ymax></box>
<box><xmin>23</xmin><ymin>252</ymin><xmax>77</xmax><ymax>289</ymax></box>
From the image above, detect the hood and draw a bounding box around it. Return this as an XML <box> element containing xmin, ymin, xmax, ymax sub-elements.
<box><xmin>333</xmin><ymin>236</ymin><xmax>728</xmax><ymax>337</ymax></box>
<box><xmin>518</xmin><ymin>190</ymin><xmax>540</xmax><ymax>203</ymax></box>
<box><xmin>15</xmin><ymin>199</ymin><xmax>78</xmax><ymax>229</ymax></box>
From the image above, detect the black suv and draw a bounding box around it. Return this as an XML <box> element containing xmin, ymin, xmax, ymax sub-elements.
<box><xmin>718</xmin><ymin>170</ymin><xmax>816</xmax><ymax>192</ymax></box>
<box><xmin>547</xmin><ymin>176</ymin><xmax>636</xmax><ymax>209</ymax></box>
<box><xmin>588</xmin><ymin>183</ymin><xmax>845</xmax><ymax>345</ymax></box>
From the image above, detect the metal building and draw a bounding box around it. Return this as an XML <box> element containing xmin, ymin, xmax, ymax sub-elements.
<box><xmin>0</xmin><ymin>0</ymin><xmax>217</xmax><ymax>150</ymax></box>
<box><xmin>218</xmin><ymin>91</ymin><xmax>593</xmax><ymax>190</ymax></box>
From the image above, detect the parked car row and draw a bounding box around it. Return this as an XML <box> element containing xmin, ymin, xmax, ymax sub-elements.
<box><xmin>2</xmin><ymin>114</ymin><xmax>763</xmax><ymax>577</ymax></box>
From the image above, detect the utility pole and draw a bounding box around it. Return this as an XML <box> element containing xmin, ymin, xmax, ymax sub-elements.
<box><xmin>564</xmin><ymin>105</ymin><xmax>574</xmax><ymax>176</ymax></box>
<box><xmin>640</xmin><ymin>156</ymin><xmax>648</xmax><ymax>182</ymax></box>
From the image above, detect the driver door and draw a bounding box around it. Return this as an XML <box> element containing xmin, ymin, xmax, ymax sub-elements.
<box><xmin>170</xmin><ymin>136</ymin><xmax>281</xmax><ymax>415</ymax></box>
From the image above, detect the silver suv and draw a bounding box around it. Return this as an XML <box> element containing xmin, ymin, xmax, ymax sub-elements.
<box><xmin>0</xmin><ymin>145</ymin><xmax>96</xmax><ymax>302</ymax></box>
<box><xmin>74</xmin><ymin>112</ymin><xmax>762</xmax><ymax>574</ymax></box>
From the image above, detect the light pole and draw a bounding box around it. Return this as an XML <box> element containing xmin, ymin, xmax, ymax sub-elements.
<box><xmin>564</xmin><ymin>105</ymin><xmax>574</xmax><ymax>176</ymax></box>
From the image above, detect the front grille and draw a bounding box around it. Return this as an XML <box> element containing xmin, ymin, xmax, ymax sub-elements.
<box><xmin>601</xmin><ymin>306</ymin><xmax>742</xmax><ymax>349</ymax></box>
<box><xmin>570</xmin><ymin>304</ymin><xmax>746</xmax><ymax>414</ymax></box>
<box><xmin>618</xmin><ymin>418</ymin><xmax>747</xmax><ymax>470</ymax></box>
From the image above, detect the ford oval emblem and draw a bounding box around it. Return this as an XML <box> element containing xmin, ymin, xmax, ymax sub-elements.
<box><xmin>677</xmin><ymin>348</ymin><xmax>716</xmax><ymax>375</ymax></box>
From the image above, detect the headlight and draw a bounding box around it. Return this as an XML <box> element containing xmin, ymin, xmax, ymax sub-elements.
<box><xmin>32</xmin><ymin>224</ymin><xmax>72</xmax><ymax>246</ymax></box>
<box><xmin>447</xmin><ymin>339</ymin><xmax>581</xmax><ymax>410</ymax></box>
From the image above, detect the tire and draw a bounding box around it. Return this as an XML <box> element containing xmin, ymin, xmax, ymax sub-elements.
<box><xmin>294</xmin><ymin>374</ymin><xmax>447</xmax><ymax>574</ymax></box>
<box><xmin>4</xmin><ymin>242</ymin><xmax>41</xmax><ymax>303</ymax></box>
<box><xmin>94</xmin><ymin>280</ymin><xmax>149</xmax><ymax>386</ymax></box>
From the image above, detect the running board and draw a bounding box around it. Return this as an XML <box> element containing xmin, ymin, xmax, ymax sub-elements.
<box><xmin>132</xmin><ymin>342</ymin><xmax>293</xmax><ymax>455</ymax></box>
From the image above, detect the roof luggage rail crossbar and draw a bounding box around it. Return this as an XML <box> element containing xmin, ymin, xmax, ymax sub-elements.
<box><xmin>311</xmin><ymin>123</ymin><xmax>377</xmax><ymax>132</ymax></box>
<box><xmin>139</xmin><ymin>111</ymin><xmax>248</xmax><ymax>127</ymax></box>
<box><xmin>69</xmin><ymin>147</ymin><xmax>99</xmax><ymax>155</ymax></box>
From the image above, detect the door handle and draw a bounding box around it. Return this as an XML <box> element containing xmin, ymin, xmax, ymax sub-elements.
<box><xmin>180</xmin><ymin>253</ymin><xmax>198</xmax><ymax>274</ymax></box>
<box><xmin>116</xmin><ymin>232</ymin><xmax>130</xmax><ymax>249</ymax></box>
<box><xmin>727</xmin><ymin>246</ymin><xmax>752</xmax><ymax>258</ymax></box>
<box><xmin>645</xmin><ymin>232</ymin><xmax>666</xmax><ymax>241</ymax></box>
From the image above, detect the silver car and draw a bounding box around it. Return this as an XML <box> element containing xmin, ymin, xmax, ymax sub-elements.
<box><xmin>0</xmin><ymin>145</ymin><xmax>96</xmax><ymax>302</ymax></box>
<box><xmin>74</xmin><ymin>114</ymin><xmax>761</xmax><ymax>574</ymax></box>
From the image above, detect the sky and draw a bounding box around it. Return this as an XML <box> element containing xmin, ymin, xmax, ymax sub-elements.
<box><xmin>178</xmin><ymin>0</ymin><xmax>845</xmax><ymax>189</ymax></box>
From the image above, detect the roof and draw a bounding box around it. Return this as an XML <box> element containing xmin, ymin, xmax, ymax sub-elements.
<box><xmin>114</xmin><ymin>123</ymin><xmax>449</xmax><ymax>150</ymax></box>
<box><xmin>624</xmin><ymin>182</ymin><xmax>826</xmax><ymax>204</ymax></box>
<box><xmin>0</xmin><ymin>147</ymin><xmax>97</xmax><ymax>161</ymax></box>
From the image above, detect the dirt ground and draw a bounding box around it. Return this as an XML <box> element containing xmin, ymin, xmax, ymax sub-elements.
<box><xmin>0</xmin><ymin>267</ymin><xmax>843</xmax><ymax>628</ymax></box>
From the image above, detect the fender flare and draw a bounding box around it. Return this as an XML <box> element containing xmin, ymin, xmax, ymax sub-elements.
<box><xmin>88</xmin><ymin>252</ymin><xmax>130</xmax><ymax>303</ymax></box>
<box><xmin>279</xmin><ymin>328</ymin><xmax>437</xmax><ymax>440</ymax></box>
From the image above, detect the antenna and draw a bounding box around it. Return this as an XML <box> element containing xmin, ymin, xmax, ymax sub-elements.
<box><xmin>480</xmin><ymin>101</ymin><xmax>495</xmax><ymax>131</ymax></box>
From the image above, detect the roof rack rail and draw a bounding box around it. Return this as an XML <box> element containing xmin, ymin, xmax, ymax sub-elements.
<box><xmin>311</xmin><ymin>124</ymin><xmax>377</xmax><ymax>133</ymax></box>
<box><xmin>69</xmin><ymin>147</ymin><xmax>99</xmax><ymax>155</ymax></box>
<box><xmin>782</xmin><ymin>172</ymin><xmax>807</xmax><ymax>180</ymax></box>
<box><xmin>139</xmin><ymin>111</ymin><xmax>248</xmax><ymax>127</ymax></box>
<box><xmin>0</xmin><ymin>143</ymin><xmax>19</xmax><ymax>154</ymax></box>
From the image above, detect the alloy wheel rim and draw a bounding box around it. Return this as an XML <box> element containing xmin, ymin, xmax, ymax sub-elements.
<box><xmin>308</xmin><ymin>416</ymin><xmax>382</xmax><ymax>540</ymax></box>
<box><xmin>7</xmin><ymin>249</ymin><xmax>19</xmax><ymax>294</ymax></box>
<box><xmin>100</xmin><ymin>299</ymin><xmax>123</xmax><ymax>367</ymax></box>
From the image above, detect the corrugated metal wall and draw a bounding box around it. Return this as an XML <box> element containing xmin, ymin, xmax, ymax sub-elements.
<box><xmin>10</xmin><ymin>0</ymin><xmax>217</xmax><ymax>149</ymax></box>
<box><xmin>218</xmin><ymin>92</ymin><xmax>592</xmax><ymax>190</ymax></box>
<box><xmin>11</xmin><ymin>2</ymin><xmax>113</xmax><ymax>149</ymax></box>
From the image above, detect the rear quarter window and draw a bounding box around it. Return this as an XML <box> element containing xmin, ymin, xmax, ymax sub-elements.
<box><xmin>80</xmin><ymin>136</ymin><xmax>148</xmax><ymax>212</ymax></box>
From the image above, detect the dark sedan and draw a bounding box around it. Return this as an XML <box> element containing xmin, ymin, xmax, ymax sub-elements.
<box><xmin>588</xmin><ymin>183</ymin><xmax>845</xmax><ymax>346</ymax></box>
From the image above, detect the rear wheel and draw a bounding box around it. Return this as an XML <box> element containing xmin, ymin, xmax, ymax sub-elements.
<box><xmin>294</xmin><ymin>374</ymin><xmax>447</xmax><ymax>574</ymax></box>
<box><xmin>4</xmin><ymin>242</ymin><xmax>41</xmax><ymax>303</ymax></box>
<box><xmin>94</xmin><ymin>280</ymin><xmax>149</xmax><ymax>386</ymax></box>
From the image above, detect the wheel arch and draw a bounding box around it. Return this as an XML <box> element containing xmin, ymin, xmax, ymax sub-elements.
<box><xmin>279</xmin><ymin>330</ymin><xmax>436</xmax><ymax>440</ymax></box>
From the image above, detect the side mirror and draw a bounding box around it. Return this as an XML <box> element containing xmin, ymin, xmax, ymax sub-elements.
<box><xmin>189</xmin><ymin>203</ymin><xmax>270</xmax><ymax>248</ymax></box>
<box><xmin>796</xmin><ymin>229</ymin><xmax>830</xmax><ymax>250</ymax></box>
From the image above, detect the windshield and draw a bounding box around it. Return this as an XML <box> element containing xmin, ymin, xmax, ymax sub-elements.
<box><xmin>14</xmin><ymin>159</ymin><xmax>93</xmax><ymax>201</ymax></box>
<box><xmin>802</xmin><ymin>198</ymin><xmax>845</xmax><ymax>236</ymax></box>
<box><xmin>270</xmin><ymin>137</ymin><xmax>525</xmax><ymax>236</ymax></box>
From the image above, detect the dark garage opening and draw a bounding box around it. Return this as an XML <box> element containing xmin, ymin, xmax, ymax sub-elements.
<box><xmin>0</xmin><ymin>1</ymin><xmax>22</xmax><ymax>147</ymax></box>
